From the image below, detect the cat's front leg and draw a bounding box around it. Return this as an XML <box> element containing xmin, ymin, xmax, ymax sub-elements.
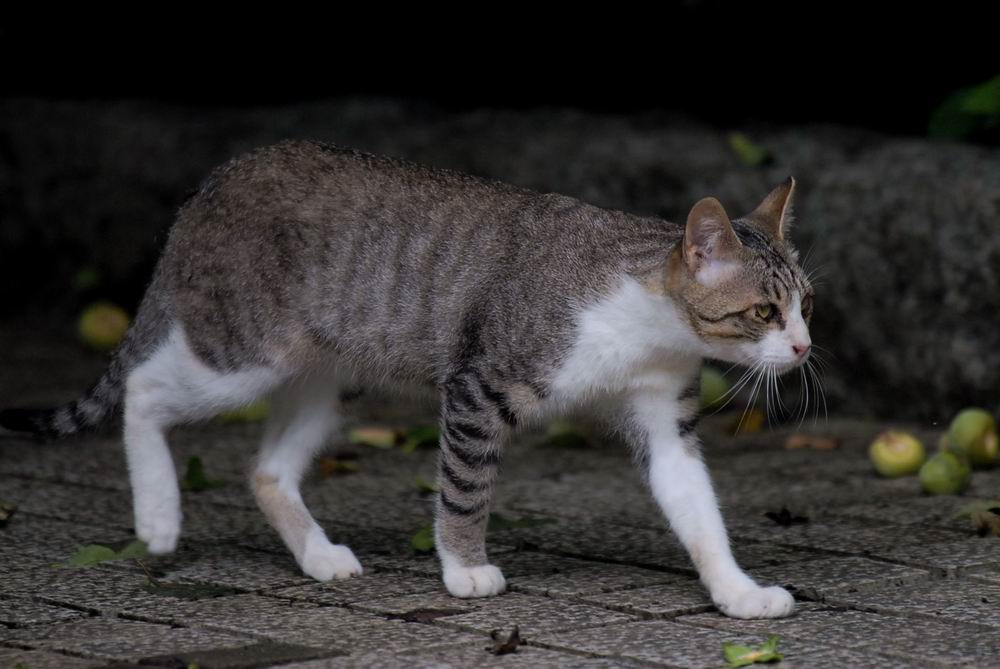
<box><xmin>627</xmin><ymin>374</ymin><xmax>795</xmax><ymax>619</ymax></box>
<box><xmin>434</xmin><ymin>372</ymin><xmax>511</xmax><ymax>598</ymax></box>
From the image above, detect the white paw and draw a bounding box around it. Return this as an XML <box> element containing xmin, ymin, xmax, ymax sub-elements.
<box><xmin>443</xmin><ymin>564</ymin><xmax>507</xmax><ymax>598</ymax></box>
<box><xmin>301</xmin><ymin>542</ymin><xmax>363</xmax><ymax>581</ymax></box>
<box><xmin>715</xmin><ymin>585</ymin><xmax>795</xmax><ymax>619</ymax></box>
<box><xmin>135</xmin><ymin>508</ymin><xmax>181</xmax><ymax>555</ymax></box>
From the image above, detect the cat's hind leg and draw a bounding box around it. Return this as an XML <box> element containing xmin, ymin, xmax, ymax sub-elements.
<box><xmin>124</xmin><ymin>325</ymin><xmax>283</xmax><ymax>554</ymax></box>
<box><xmin>251</xmin><ymin>377</ymin><xmax>362</xmax><ymax>581</ymax></box>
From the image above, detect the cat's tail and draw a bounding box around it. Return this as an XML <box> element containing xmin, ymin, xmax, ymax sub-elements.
<box><xmin>0</xmin><ymin>273</ymin><xmax>172</xmax><ymax>441</ymax></box>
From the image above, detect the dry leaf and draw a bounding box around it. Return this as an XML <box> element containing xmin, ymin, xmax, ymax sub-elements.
<box><xmin>784</xmin><ymin>434</ymin><xmax>840</xmax><ymax>450</ymax></box>
<box><xmin>488</xmin><ymin>626</ymin><xmax>521</xmax><ymax>655</ymax></box>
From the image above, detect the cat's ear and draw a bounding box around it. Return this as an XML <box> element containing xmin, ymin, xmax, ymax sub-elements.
<box><xmin>747</xmin><ymin>176</ymin><xmax>795</xmax><ymax>240</ymax></box>
<box><xmin>683</xmin><ymin>197</ymin><xmax>742</xmax><ymax>287</ymax></box>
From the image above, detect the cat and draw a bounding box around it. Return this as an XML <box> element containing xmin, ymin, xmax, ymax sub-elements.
<box><xmin>0</xmin><ymin>140</ymin><xmax>813</xmax><ymax>619</ymax></box>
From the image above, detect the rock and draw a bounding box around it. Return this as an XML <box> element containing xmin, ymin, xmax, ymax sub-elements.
<box><xmin>2</xmin><ymin>98</ymin><xmax>997</xmax><ymax>419</ymax></box>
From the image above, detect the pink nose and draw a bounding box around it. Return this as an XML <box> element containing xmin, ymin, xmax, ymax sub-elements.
<box><xmin>793</xmin><ymin>344</ymin><xmax>811</xmax><ymax>358</ymax></box>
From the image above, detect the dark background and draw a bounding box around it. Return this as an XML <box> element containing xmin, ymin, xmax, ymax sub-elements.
<box><xmin>2</xmin><ymin>11</ymin><xmax>999</xmax><ymax>421</ymax></box>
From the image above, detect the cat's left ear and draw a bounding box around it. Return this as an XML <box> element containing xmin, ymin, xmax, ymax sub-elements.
<box><xmin>747</xmin><ymin>176</ymin><xmax>796</xmax><ymax>240</ymax></box>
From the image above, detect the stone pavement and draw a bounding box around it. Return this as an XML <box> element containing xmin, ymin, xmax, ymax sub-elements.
<box><xmin>1</xmin><ymin>330</ymin><xmax>999</xmax><ymax>668</ymax></box>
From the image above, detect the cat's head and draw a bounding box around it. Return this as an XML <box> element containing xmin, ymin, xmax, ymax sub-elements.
<box><xmin>669</xmin><ymin>178</ymin><xmax>813</xmax><ymax>372</ymax></box>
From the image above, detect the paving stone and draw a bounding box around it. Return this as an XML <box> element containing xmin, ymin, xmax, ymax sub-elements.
<box><xmin>969</xmin><ymin>569</ymin><xmax>1000</xmax><ymax>585</ymax></box>
<box><xmin>0</xmin><ymin>648</ymin><xmax>101</xmax><ymax>668</ymax></box>
<box><xmin>575</xmin><ymin>577</ymin><xmax>715</xmax><ymax>617</ymax></box>
<box><xmin>509</xmin><ymin>562</ymin><xmax>679</xmax><ymax>597</ymax></box>
<box><xmin>122</xmin><ymin>593</ymin><xmax>480</xmax><ymax>653</ymax></box>
<box><xmin>142</xmin><ymin>544</ymin><xmax>315</xmax><ymax>591</ymax></box>
<box><xmin>351</xmin><ymin>590</ymin><xmax>636</xmax><ymax>636</ymax></box>
<box><xmin>284</xmin><ymin>642</ymin><xmax>640</xmax><ymax>668</ymax></box>
<box><xmin>0</xmin><ymin>596</ymin><xmax>86</xmax><ymax>626</ymax></box>
<box><xmin>728</xmin><ymin>515</ymin><xmax>964</xmax><ymax>556</ymax></box>
<box><xmin>139</xmin><ymin>640</ymin><xmax>340</xmax><ymax>668</ymax></box>
<box><xmin>746</xmin><ymin>556</ymin><xmax>932</xmax><ymax>599</ymax></box>
<box><xmin>2</xmin><ymin>617</ymin><xmax>256</xmax><ymax>662</ymax></box>
<box><xmin>536</xmin><ymin>620</ymin><xmax>922</xmax><ymax>668</ymax></box>
<box><xmin>267</xmin><ymin>573</ymin><xmax>444</xmax><ymax>605</ymax></box>
<box><xmin>1</xmin><ymin>563</ymin><xmax>242</xmax><ymax>614</ymax></box>
<box><xmin>827</xmin><ymin>578</ymin><xmax>1000</xmax><ymax>627</ymax></box>
<box><xmin>871</xmin><ymin>537</ymin><xmax>1000</xmax><ymax>576</ymax></box>
<box><xmin>680</xmin><ymin>601</ymin><xmax>1000</xmax><ymax>666</ymax></box>
<box><xmin>0</xmin><ymin>439</ymin><xmax>130</xmax><ymax>490</ymax></box>
<box><xmin>825</xmin><ymin>495</ymin><xmax>991</xmax><ymax>532</ymax></box>
<box><xmin>0</xmin><ymin>476</ymin><xmax>133</xmax><ymax>530</ymax></box>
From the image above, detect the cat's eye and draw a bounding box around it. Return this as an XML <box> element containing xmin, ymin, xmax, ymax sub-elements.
<box><xmin>754</xmin><ymin>303</ymin><xmax>775</xmax><ymax>321</ymax></box>
<box><xmin>801</xmin><ymin>295</ymin><xmax>813</xmax><ymax>318</ymax></box>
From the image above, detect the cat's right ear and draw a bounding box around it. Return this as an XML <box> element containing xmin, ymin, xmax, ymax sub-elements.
<box><xmin>683</xmin><ymin>197</ymin><xmax>743</xmax><ymax>287</ymax></box>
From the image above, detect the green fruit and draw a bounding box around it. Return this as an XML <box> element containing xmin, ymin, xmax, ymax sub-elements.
<box><xmin>700</xmin><ymin>367</ymin><xmax>731</xmax><ymax>409</ymax></box>
<box><xmin>868</xmin><ymin>431</ymin><xmax>925</xmax><ymax>478</ymax></box>
<box><xmin>217</xmin><ymin>400</ymin><xmax>270</xmax><ymax>424</ymax></box>
<box><xmin>945</xmin><ymin>408</ymin><xmax>998</xmax><ymax>468</ymax></box>
<box><xmin>78</xmin><ymin>302</ymin><xmax>129</xmax><ymax>351</ymax></box>
<box><xmin>920</xmin><ymin>451</ymin><xmax>971</xmax><ymax>495</ymax></box>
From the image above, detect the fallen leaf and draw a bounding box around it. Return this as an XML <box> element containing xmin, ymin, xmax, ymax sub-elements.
<box><xmin>731</xmin><ymin>408</ymin><xmax>766</xmax><ymax>435</ymax></box>
<box><xmin>349</xmin><ymin>426</ymin><xmax>399</xmax><ymax>449</ymax></box>
<box><xmin>488</xmin><ymin>626</ymin><xmax>521</xmax><ymax>655</ymax></box>
<box><xmin>723</xmin><ymin>635</ymin><xmax>783</xmax><ymax>667</ymax></box>
<box><xmin>954</xmin><ymin>500</ymin><xmax>1000</xmax><ymax>519</ymax></box>
<box><xmin>389</xmin><ymin>608</ymin><xmax>466</xmax><ymax>623</ymax></box>
<box><xmin>61</xmin><ymin>540</ymin><xmax>148</xmax><ymax>568</ymax></box>
<box><xmin>411</xmin><ymin>526</ymin><xmax>435</xmax><ymax>553</ymax></box>
<box><xmin>727</xmin><ymin>132</ymin><xmax>774</xmax><ymax>168</ymax></box>
<box><xmin>181</xmin><ymin>456</ymin><xmax>226</xmax><ymax>492</ymax></box>
<box><xmin>401</xmin><ymin>426</ymin><xmax>440</xmax><ymax>453</ymax></box>
<box><xmin>415</xmin><ymin>478</ymin><xmax>439</xmax><ymax>494</ymax></box>
<box><xmin>764</xmin><ymin>507</ymin><xmax>809</xmax><ymax>527</ymax></box>
<box><xmin>217</xmin><ymin>400</ymin><xmax>270</xmax><ymax>424</ymax></box>
<box><xmin>541</xmin><ymin>420</ymin><xmax>589</xmax><ymax>449</ymax></box>
<box><xmin>784</xmin><ymin>434</ymin><xmax>840</xmax><ymax>450</ymax></box>
<box><xmin>0</xmin><ymin>499</ymin><xmax>16</xmax><ymax>527</ymax></box>
<box><xmin>971</xmin><ymin>509</ymin><xmax>1000</xmax><ymax>537</ymax></box>
<box><xmin>319</xmin><ymin>457</ymin><xmax>360</xmax><ymax>477</ymax></box>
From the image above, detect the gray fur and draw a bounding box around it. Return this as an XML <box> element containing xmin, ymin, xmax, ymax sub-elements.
<box><xmin>1</xmin><ymin>139</ymin><xmax>808</xmax><ymax>576</ymax></box>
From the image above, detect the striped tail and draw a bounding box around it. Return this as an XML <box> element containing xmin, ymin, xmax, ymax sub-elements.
<box><xmin>0</xmin><ymin>273</ymin><xmax>171</xmax><ymax>440</ymax></box>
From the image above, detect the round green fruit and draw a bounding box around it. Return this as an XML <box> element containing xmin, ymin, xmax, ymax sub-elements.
<box><xmin>868</xmin><ymin>431</ymin><xmax>925</xmax><ymax>478</ymax></box>
<box><xmin>945</xmin><ymin>408</ymin><xmax>998</xmax><ymax>468</ymax></box>
<box><xmin>700</xmin><ymin>367</ymin><xmax>730</xmax><ymax>410</ymax></box>
<box><xmin>78</xmin><ymin>302</ymin><xmax>130</xmax><ymax>352</ymax></box>
<box><xmin>919</xmin><ymin>451</ymin><xmax>971</xmax><ymax>495</ymax></box>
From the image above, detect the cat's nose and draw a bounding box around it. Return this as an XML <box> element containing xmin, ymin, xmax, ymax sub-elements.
<box><xmin>792</xmin><ymin>344</ymin><xmax>811</xmax><ymax>358</ymax></box>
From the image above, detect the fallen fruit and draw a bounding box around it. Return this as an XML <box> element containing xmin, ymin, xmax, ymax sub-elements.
<box><xmin>217</xmin><ymin>400</ymin><xmax>270</xmax><ymax>424</ymax></box>
<box><xmin>920</xmin><ymin>451</ymin><xmax>971</xmax><ymax>495</ymax></box>
<box><xmin>945</xmin><ymin>408</ymin><xmax>998</xmax><ymax>468</ymax></box>
<box><xmin>731</xmin><ymin>408</ymin><xmax>766</xmax><ymax>435</ymax></box>
<box><xmin>78</xmin><ymin>302</ymin><xmax>129</xmax><ymax>351</ymax></box>
<box><xmin>349</xmin><ymin>426</ymin><xmax>398</xmax><ymax>449</ymax></box>
<box><xmin>701</xmin><ymin>367</ymin><xmax>731</xmax><ymax>409</ymax></box>
<box><xmin>869</xmin><ymin>431</ymin><xmax>925</xmax><ymax>478</ymax></box>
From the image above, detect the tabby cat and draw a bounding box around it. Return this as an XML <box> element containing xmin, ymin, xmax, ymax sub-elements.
<box><xmin>1</xmin><ymin>141</ymin><xmax>813</xmax><ymax>619</ymax></box>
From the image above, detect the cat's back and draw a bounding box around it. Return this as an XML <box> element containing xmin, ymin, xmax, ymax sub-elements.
<box><xmin>161</xmin><ymin>140</ymin><xmax>675</xmax><ymax>380</ymax></box>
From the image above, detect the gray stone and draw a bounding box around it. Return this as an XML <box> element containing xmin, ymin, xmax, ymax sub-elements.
<box><xmin>268</xmin><ymin>573</ymin><xmax>444</xmax><ymax>606</ymax></box>
<box><xmin>746</xmin><ymin>557</ymin><xmax>932</xmax><ymax>599</ymax></box>
<box><xmin>1</xmin><ymin>617</ymin><xmax>255</xmax><ymax>662</ymax></box>
<box><xmin>0</xmin><ymin>597</ymin><xmax>85</xmax><ymax>626</ymax></box>
<box><xmin>871</xmin><ymin>538</ymin><xmax>1000</xmax><ymax>576</ymax></box>
<box><xmin>827</xmin><ymin>578</ymin><xmax>1000</xmax><ymax>628</ymax></box>
<box><xmin>509</xmin><ymin>563</ymin><xmax>678</xmax><ymax>598</ymax></box>
<box><xmin>536</xmin><ymin>620</ymin><xmax>922</xmax><ymax>668</ymax></box>
<box><xmin>0</xmin><ymin>648</ymin><xmax>102</xmax><ymax>668</ymax></box>
<box><xmin>122</xmin><ymin>593</ymin><xmax>480</xmax><ymax>653</ymax></box>
<box><xmin>351</xmin><ymin>591</ymin><xmax>635</xmax><ymax>636</ymax></box>
<box><xmin>680</xmin><ymin>601</ymin><xmax>1000</xmax><ymax>666</ymax></box>
<box><xmin>575</xmin><ymin>578</ymin><xmax>715</xmax><ymax>618</ymax></box>
<box><xmin>283</xmin><ymin>642</ymin><xmax>639</xmax><ymax>668</ymax></box>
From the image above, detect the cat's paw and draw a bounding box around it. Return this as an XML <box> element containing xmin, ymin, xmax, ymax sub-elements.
<box><xmin>301</xmin><ymin>542</ymin><xmax>363</xmax><ymax>581</ymax></box>
<box><xmin>443</xmin><ymin>564</ymin><xmax>507</xmax><ymax>598</ymax></box>
<box><xmin>715</xmin><ymin>585</ymin><xmax>795</xmax><ymax>619</ymax></box>
<box><xmin>135</xmin><ymin>510</ymin><xmax>181</xmax><ymax>555</ymax></box>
